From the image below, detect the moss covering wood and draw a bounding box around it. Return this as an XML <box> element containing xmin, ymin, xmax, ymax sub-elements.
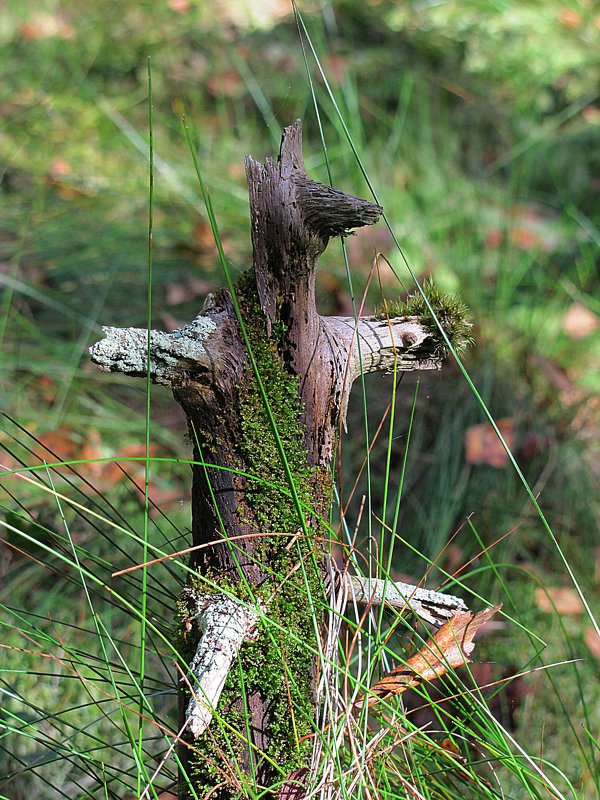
<box><xmin>375</xmin><ymin>278</ymin><xmax>474</xmax><ymax>357</ymax></box>
<box><xmin>180</xmin><ymin>277</ymin><xmax>329</xmax><ymax>798</ymax></box>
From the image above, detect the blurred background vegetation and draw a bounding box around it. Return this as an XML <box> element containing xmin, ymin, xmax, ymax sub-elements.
<box><xmin>1</xmin><ymin>0</ymin><xmax>599</xmax><ymax>797</ymax></box>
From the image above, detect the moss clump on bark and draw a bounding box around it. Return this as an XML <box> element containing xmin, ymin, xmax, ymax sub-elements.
<box><xmin>183</xmin><ymin>277</ymin><xmax>328</xmax><ymax>797</ymax></box>
<box><xmin>375</xmin><ymin>277</ymin><xmax>474</xmax><ymax>356</ymax></box>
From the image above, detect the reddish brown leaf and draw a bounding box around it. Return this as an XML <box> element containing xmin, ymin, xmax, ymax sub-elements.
<box><xmin>80</xmin><ymin>429</ymin><xmax>104</xmax><ymax>479</ymax></box>
<box><xmin>34</xmin><ymin>428</ymin><xmax>80</xmax><ymax>464</ymax></box>
<box><xmin>440</xmin><ymin>738</ymin><xmax>463</xmax><ymax>758</ymax></box>
<box><xmin>464</xmin><ymin>418</ymin><xmax>515</xmax><ymax>468</ymax></box>
<box><xmin>168</xmin><ymin>0</ymin><xmax>190</xmax><ymax>12</ymax></box>
<box><xmin>19</xmin><ymin>13</ymin><xmax>74</xmax><ymax>41</ymax></box>
<box><xmin>558</xmin><ymin>8</ymin><xmax>583</xmax><ymax>29</ymax></box>
<box><xmin>504</xmin><ymin>204</ymin><xmax>562</xmax><ymax>252</ymax></box>
<box><xmin>562</xmin><ymin>302</ymin><xmax>598</xmax><ymax>340</ymax></box>
<box><xmin>321</xmin><ymin>55</ymin><xmax>351</xmax><ymax>86</ymax></box>
<box><xmin>192</xmin><ymin>218</ymin><xmax>217</xmax><ymax>252</ymax></box>
<box><xmin>485</xmin><ymin>228</ymin><xmax>504</xmax><ymax>249</ymax></box>
<box><xmin>534</xmin><ymin>587</ymin><xmax>583</xmax><ymax>615</ymax></box>
<box><xmin>584</xmin><ymin>627</ymin><xmax>600</xmax><ymax>660</ymax></box>
<box><xmin>206</xmin><ymin>69</ymin><xmax>244</xmax><ymax>98</ymax></box>
<box><xmin>508</xmin><ymin>227</ymin><xmax>540</xmax><ymax>250</ymax></box>
<box><xmin>361</xmin><ymin>605</ymin><xmax>501</xmax><ymax>707</ymax></box>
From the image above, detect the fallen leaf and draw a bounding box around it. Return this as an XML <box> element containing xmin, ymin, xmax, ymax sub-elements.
<box><xmin>207</xmin><ymin>69</ymin><xmax>244</xmax><ymax>98</ymax></box>
<box><xmin>562</xmin><ymin>302</ymin><xmax>598</xmax><ymax>340</ymax></box>
<box><xmin>192</xmin><ymin>218</ymin><xmax>216</xmax><ymax>252</ymax></box>
<box><xmin>34</xmin><ymin>428</ymin><xmax>80</xmax><ymax>464</ymax></box>
<box><xmin>583</xmin><ymin>105</ymin><xmax>600</xmax><ymax>122</ymax></box>
<box><xmin>36</xmin><ymin>375</ymin><xmax>59</xmax><ymax>406</ymax></box>
<box><xmin>45</xmin><ymin>158</ymin><xmax>96</xmax><ymax>199</ymax></box>
<box><xmin>19</xmin><ymin>13</ymin><xmax>75</xmax><ymax>40</ymax></box>
<box><xmin>509</xmin><ymin>228</ymin><xmax>540</xmax><ymax>250</ymax></box>
<box><xmin>168</xmin><ymin>0</ymin><xmax>190</xmax><ymax>12</ymax></box>
<box><xmin>227</xmin><ymin>161</ymin><xmax>247</xmax><ymax>182</ymax></box>
<box><xmin>360</xmin><ymin>605</ymin><xmax>501</xmax><ymax>707</ymax></box>
<box><xmin>440</xmin><ymin>738</ymin><xmax>463</xmax><ymax>758</ymax></box>
<box><xmin>584</xmin><ymin>627</ymin><xmax>600</xmax><ymax>660</ymax></box>
<box><xmin>505</xmin><ymin>204</ymin><xmax>561</xmax><ymax>251</ymax></box>
<box><xmin>80</xmin><ymin>429</ymin><xmax>104</xmax><ymax>479</ymax></box>
<box><xmin>558</xmin><ymin>8</ymin><xmax>583</xmax><ymax>29</ymax></box>
<box><xmin>322</xmin><ymin>55</ymin><xmax>351</xmax><ymax>86</ymax></box>
<box><xmin>401</xmin><ymin>661</ymin><xmax>527</xmax><ymax>731</ymax></box>
<box><xmin>534</xmin><ymin>587</ymin><xmax>583</xmax><ymax>615</ymax></box>
<box><xmin>485</xmin><ymin>228</ymin><xmax>504</xmax><ymax>249</ymax></box>
<box><xmin>216</xmin><ymin>0</ymin><xmax>291</xmax><ymax>28</ymax></box>
<box><xmin>49</xmin><ymin>157</ymin><xmax>72</xmax><ymax>178</ymax></box>
<box><xmin>464</xmin><ymin>418</ymin><xmax>516</xmax><ymax>468</ymax></box>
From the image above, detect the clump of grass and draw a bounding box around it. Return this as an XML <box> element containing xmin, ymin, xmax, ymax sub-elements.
<box><xmin>375</xmin><ymin>277</ymin><xmax>474</xmax><ymax>355</ymax></box>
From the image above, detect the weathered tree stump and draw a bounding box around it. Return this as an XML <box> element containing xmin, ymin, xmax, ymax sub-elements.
<box><xmin>90</xmin><ymin>120</ymin><xmax>466</xmax><ymax>799</ymax></box>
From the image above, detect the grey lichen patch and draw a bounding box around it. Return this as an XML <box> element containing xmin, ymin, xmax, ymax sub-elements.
<box><xmin>181</xmin><ymin>313</ymin><xmax>219</xmax><ymax>344</ymax></box>
<box><xmin>183</xmin><ymin>590</ymin><xmax>262</xmax><ymax>738</ymax></box>
<box><xmin>89</xmin><ymin>315</ymin><xmax>216</xmax><ymax>383</ymax></box>
<box><xmin>375</xmin><ymin>278</ymin><xmax>474</xmax><ymax>356</ymax></box>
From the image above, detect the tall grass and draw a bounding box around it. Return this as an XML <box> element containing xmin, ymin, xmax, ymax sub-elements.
<box><xmin>1</xmin><ymin>2</ymin><xmax>599</xmax><ymax>798</ymax></box>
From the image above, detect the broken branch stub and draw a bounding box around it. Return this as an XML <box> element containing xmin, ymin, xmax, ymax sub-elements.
<box><xmin>346</xmin><ymin>574</ymin><xmax>467</xmax><ymax>627</ymax></box>
<box><xmin>181</xmin><ymin>589</ymin><xmax>262</xmax><ymax>738</ymax></box>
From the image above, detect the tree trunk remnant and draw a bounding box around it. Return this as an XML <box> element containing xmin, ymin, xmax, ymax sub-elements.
<box><xmin>90</xmin><ymin>121</ymin><xmax>458</xmax><ymax>799</ymax></box>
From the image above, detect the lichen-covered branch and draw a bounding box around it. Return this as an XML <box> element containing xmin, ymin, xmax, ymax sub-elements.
<box><xmin>90</xmin><ymin>314</ymin><xmax>217</xmax><ymax>384</ymax></box>
<box><xmin>345</xmin><ymin>574</ymin><xmax>468</xmax><ymax>626</ymax></box>
<box><xmin>182</xmin><ymin>589</ymin><xmax>261</xmax><ymax>738</ymax></box>
<box><xmin>89</xmin><ymin>309</ymin><xmax>444</xmax><ymax>391</ymax></box>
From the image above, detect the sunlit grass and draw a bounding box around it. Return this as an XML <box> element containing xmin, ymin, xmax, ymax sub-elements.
<box><xmin>1</xmin><ymin>0</ymin><xmax>599</xmax><ymax>798</ymax></box>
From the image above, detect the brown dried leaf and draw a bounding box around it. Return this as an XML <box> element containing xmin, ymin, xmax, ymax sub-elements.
<box><xmin>485</xmin><ymin>228</ymin><xmax>504</xmax><ymax>249</ymax></box>
<box><xmin>534</xmin><ymin>587</ymin><xmax>583</xmax><ymax>615</ymax></box>
<box><xmin>321</xmin><ymin>55</ymin><xmax>352</xmax><ymax>86</ymax></box>
<box><xmin>19</xmin><ymin>13</ymin><xmax>75</xmax><ymax>41</ymax></box>
<box><xmin>168</xmin><ymin>0</ymin><xmax>190</xmax><ymax>12</ymax></box>
<box><xmin>509</xmin><ymin>227</ymin><xmax>540</xmax><ymax>250</ymax></box>
<box><xmin>362</xmin><ymin>605</ymin><xmax>501</xmax><ymax>707</ymax></box>
<box><xmin>464</xmin><ymin>418</ymin><xmax>516</xmax><ymax>468</ymax></box>
<box><xmin>562</xmin><ymin>302</ymin><xmax>598</xmax><ymax>340</ymax></box>
<box><xmin>584</xmin><ymin>627</ymin><xmax>600</xmax><ymax>660</ymax></box>
<box><xmin>559</xmin><ymin>8</ymin><xmax>583</xmax><ymax>28</ymax></box>
<box><xmin>440</xmin><ymin>738</ymin><xmax>463</xmax><ymax>758</ymax></box>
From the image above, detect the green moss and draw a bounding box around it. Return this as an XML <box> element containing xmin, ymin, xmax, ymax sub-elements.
<box><xmin>374</xmin><ymin>277</ymin><xmax>474</xmax><ymax>356</ymax></box>
<box><xmin>185</xmin><ymin>274</ymin><xmax>328</xmax><ymax>797</ymax></box>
